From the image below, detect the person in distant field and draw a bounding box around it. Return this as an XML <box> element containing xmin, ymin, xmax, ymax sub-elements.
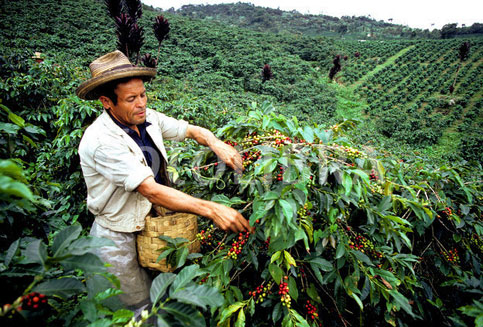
<box><xmin>76</xmin><ymin>50</ymin><xmax>252</xmax><ymax>316</ymax></box>
<box><xmin>32</xmin><ymin>52</ymin><xmax>44</xmax><ymax>63</ymax></box>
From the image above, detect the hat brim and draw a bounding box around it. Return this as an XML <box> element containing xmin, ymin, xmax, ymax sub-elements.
<box><xmin>76</xmin><ymin>67</ymin><xmax>157</xmax><ymax>100</ymax></box>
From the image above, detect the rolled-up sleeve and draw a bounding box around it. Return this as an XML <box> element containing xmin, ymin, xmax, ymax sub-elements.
<box><xmin>94</xmin><ymin>145</ymin><xmax>154</xmax><ymax>192</ymax></box>
<box><xmin>156</xmin><ymin>113</ymin><xmax>189</xmax><ymax>142</ymax></box>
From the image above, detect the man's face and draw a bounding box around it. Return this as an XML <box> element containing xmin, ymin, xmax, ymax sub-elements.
<box><xmin>101</xmin><ymin>78</ymin><xmax>147</xmax><ymax>128</ymax></box>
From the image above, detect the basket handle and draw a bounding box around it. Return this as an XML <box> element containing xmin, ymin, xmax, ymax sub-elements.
<box><xmin>153</xmin><ymin>205</ymin><xmax>176</xmax><ymax>217</ymax></box>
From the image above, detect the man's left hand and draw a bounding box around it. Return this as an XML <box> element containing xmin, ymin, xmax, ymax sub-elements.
<box><xmin>211</xmin><ymin>139</ymin><xmax>243</xmax><ymax>174</ymax></box>
<box><xmin>186</xmin><ymin>125</ymin><xmax>243</xmax><ymax>173</ymax></box>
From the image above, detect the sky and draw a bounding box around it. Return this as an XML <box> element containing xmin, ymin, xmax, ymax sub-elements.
<box><xmin>141</xmin><ymin>0</ymin><xmax>483</xmax><ymax>30</ymax></box>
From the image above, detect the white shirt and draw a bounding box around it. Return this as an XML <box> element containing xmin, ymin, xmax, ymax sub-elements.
<box><xmin>78</xmin><ymin>108</ymin><xmax>188</xmax><ymax>232</ymax></box>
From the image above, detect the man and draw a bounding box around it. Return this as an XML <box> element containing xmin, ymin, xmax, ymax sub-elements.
<box><xmin>76</xmin><ymin>50</ymin><xmax>252</xmax><ymax>315</ymax></box>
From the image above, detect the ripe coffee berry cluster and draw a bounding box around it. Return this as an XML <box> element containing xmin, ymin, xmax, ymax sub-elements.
<box><xmin>227</xmin><ymin>231</ymin><xmax>250</xmax><ymax>259</ymax></box>
<box><xmin>243</xmin><ymin>132</ymin><xmax>262</xmax><ymax>146</ymax></box>
<box><xmin>443</xmin><ymin>207</ymin><xmax>452</xmax><ymax>217</ymax></box>
<box><xmin>437</xmin><ymin>207</ymin><xmax>454</xmax><ymax>219</ymax></box>
<box><xmin>266</xmin><ymin>129</ymin><xmax>293</xmax><ymax>149</ymax></box>
<box><xmin>305</xmin><ymin>300</ymin><xmax>319</xmax><ymax>321</ymax></box>
<box><xmin>242</xmin><ymin>149</ymin><xmax>261</xmax><ymax>168</ymax></box>
<box><xmin>199</xmin><ymin>274</ymin><xmax>210</xmax><ymax>284</ymax></box>
<box><xmin>370</xmin><ymin>168</ymin><xmax>378</xmax><ymax>180</ymax></box>
<box><xmin>348</xmin><ymin>233</ymin><xmax>383</xmax><ymax>260</ymax></box>
<box><xmin>224</xmin><ymin>140</ymin><xmax>238</xmax><ymax>147</ymax></box>
<box><xmin>248</xmin><ymin>281</ymin><xmax>273</xmax><ymax>304</ymax></box>
<box><xmin>21</xmin><ymin>292</ymin><xmax>48</xmax><ymax>311</ymax></box>
<box><xmin>297</xmin><ymin>266</ymin><xmax>307</xmax><ymax>279</ymax></box>
<box><xmin>441</xmin><ymin>248</ymin><xmax>460</xmax><ymax>264</ymax></box>
<box><xmin>276</xmin><ymin>165</ymin><xmax>284</xmax><ymax>182</ymax></box>
<box><xmin>330</xmin><ymin>123</ymin><xmax>341</xmax><ymax>133</ymax></box>
<box><xmin>196</xmin><ymin>225</ymin><xmax>215</xmax><ymax>247</ymax></box>
<box><xmin>279</xmin><ymin>277</ymin><xmax>291</xmax><ymax>308</ymax></box>
<box><xmin>259</xmin><ymin>236</ymin><xmax>270</xmax><ymax>250</ymax></box>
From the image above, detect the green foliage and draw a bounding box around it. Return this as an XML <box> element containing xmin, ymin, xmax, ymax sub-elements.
<box><xmin>155</xmin><ymin>235</ymin><xmax>202</xmax><ymax>269</ymax></box>
<box><xmin>0</xmin><ymin>159</ymin><xmax>35</xmax><ymax>217</ymax></box>
<box><xmin>459</xmin><ymin>300</ymin><xmax>483</xmax><ymax>327</ymax></box>
<box><xmin>0</xmin><ymin>224</ymin><xmax>127</xmax><ymax>325</ymax></box>
<box><xmin>148</xmin><ymin>264</ymin><xmax>224</xmax><ymax>325</ymax></box>
<box><xmin>165</xmin><ymin>104</ymin><xmax>482</xmax><ymax>326</ymax></box>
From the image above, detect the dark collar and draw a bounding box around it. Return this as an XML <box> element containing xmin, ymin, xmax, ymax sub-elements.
<box><xmin>106</xmin><ymin>109</ymin><xmax>152</xmax><ymax>137</ymax></box>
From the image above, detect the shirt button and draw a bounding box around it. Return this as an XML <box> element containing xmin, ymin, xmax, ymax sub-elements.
<box><xmin>136</xmin><ymin>226</ymin><xmax>141</xmax><ymax>230</ymax></box>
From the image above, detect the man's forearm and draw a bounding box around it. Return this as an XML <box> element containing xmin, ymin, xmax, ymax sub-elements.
<box><xmin>138</xmin><ymin>177</ymin><xmax>213</xmax><ymax>217</ymax></box>
<box><xmin>186</xmin><ymin>125</ymin><xmax>218</xmax><ymax>148</ymax></box>
<box><xmin>136</xmin><ymin>176</ymin><xmax>253</xmax><ymax>233</ymax></box>
<box><xmin>185</xmin><ymin>124</ymin><xmax>243</xmax><ymax>173</ymax></box>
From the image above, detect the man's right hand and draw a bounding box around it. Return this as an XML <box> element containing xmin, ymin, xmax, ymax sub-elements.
<box><xmin>208</xmin><ymin>202</ymin><xmax>254</xmax><ymax>234</ymax></box>
<box><xmin>137</xmin><ymin>176</ymin><xmax>254</xmax><ymax>234</ymax></box>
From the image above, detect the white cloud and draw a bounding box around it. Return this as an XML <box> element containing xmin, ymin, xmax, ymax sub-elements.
<box><xmin>142</xmin><ymin>0</ymin><xmax>483</xmax><ymax>30</ymax></box>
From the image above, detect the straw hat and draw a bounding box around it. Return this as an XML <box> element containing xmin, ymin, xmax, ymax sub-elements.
<box><xmin>76</xmin><ymin>50</ymin><xmax>156</xmax><ymax>100</ymax></box>
<box><xmin>32</xmin><ymin>52</ymin><xmax>44</xmax><ymax>60</ymax></box>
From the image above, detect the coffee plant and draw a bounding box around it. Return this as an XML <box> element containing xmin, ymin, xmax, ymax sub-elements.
<box><xmin>163</xmin><ymin>102</ymin><xmax>482</xmax><ymax>326</ymax></box>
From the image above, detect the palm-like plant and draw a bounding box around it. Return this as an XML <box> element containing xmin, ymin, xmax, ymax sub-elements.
<box><xmin>128</xmin><ymin>23</ymin><xmax>144</xmax><ymax>64</ymax></box>
<box><xmin>114</xmin><ymin>13</ymin><xmax>133</xmax><ymax>58</ymax></box>
<box><xmin>141</xmin><ymin>53</ymin><xmax>156</xmax><ymax>68</ymax></box>
<box><xmin>104</xmin><ymin>0</ymin><xmax>122</xmax><ymax>18</ymax></box>
<box><xmin>105</xmin><ymin>0</ymin><xmax>144</xmax><ymax>64</ymax></box>
<box><xmin>153</xmin><ymin>15</ymin><xmax>170</xmax><ymax>65</ymax></box>
<box><xmin>124</xmin><ymin>0</ymin><xmax>142</xmax><ymax>22</ymax></box>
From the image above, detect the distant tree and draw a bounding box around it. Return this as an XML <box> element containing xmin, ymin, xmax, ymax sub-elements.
<box><xmin>261</xmin><ymin>64</ymin><xmax>273</xmax><ymax>83</ymax></box>
<box><xmin>451</xmin><ymin>41</ymin><xmax>471</xmax><ymax>93</ymax></box>
<box><xmin>441</xmin><ymin>23</ymin><xmax>457</xmax><ymax>39</ymax></box>
<box><xmin>459</xmin><ymin>41</ymin><xmax>470</xmax><ymax>61</ymax></box>
<box><xmin>469</xmin><ymin>23</ymin><xmax>483</xmax><ymax>34</ymax></box>
<box><xmin>328</xmin><ymin>55</ymin><xmax>341</xmax><ymax>80</ymax></box>
<box><xmin>337</xmin><ymin>24</ymin><xmax>348</xmax><ymax>36</ymax></box>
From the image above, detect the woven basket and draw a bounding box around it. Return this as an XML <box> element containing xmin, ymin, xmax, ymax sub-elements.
<box><xmin>137</xmin><ymin>206</ymin><xmax>200</xmax><ymax>272</ymax></box>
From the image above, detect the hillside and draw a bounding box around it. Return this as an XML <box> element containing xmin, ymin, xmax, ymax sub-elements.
<box><xmin>171</xmin><ymin>2</ymin><xmax>434</xmax><ymax>39</ymax></box>
<box><xmin>337</xmin><ymin>39</ymin><xmax>483</xmax><ymax>162</ymax></box>
<box><xmin>1</xmin><ymin>0</ymin><xmax>481</xmax><ymax>164</ymax></box>
<box><xmin>172</xmin><ymin>3</ymin><xmax>483</xmax><ymax>40</ymax></box>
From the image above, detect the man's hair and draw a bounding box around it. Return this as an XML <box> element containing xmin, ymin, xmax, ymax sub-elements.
<box><xmin>96</xmin><ymin>76</ymin><xmax>151</xmax><ymax>105</ymax></box>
